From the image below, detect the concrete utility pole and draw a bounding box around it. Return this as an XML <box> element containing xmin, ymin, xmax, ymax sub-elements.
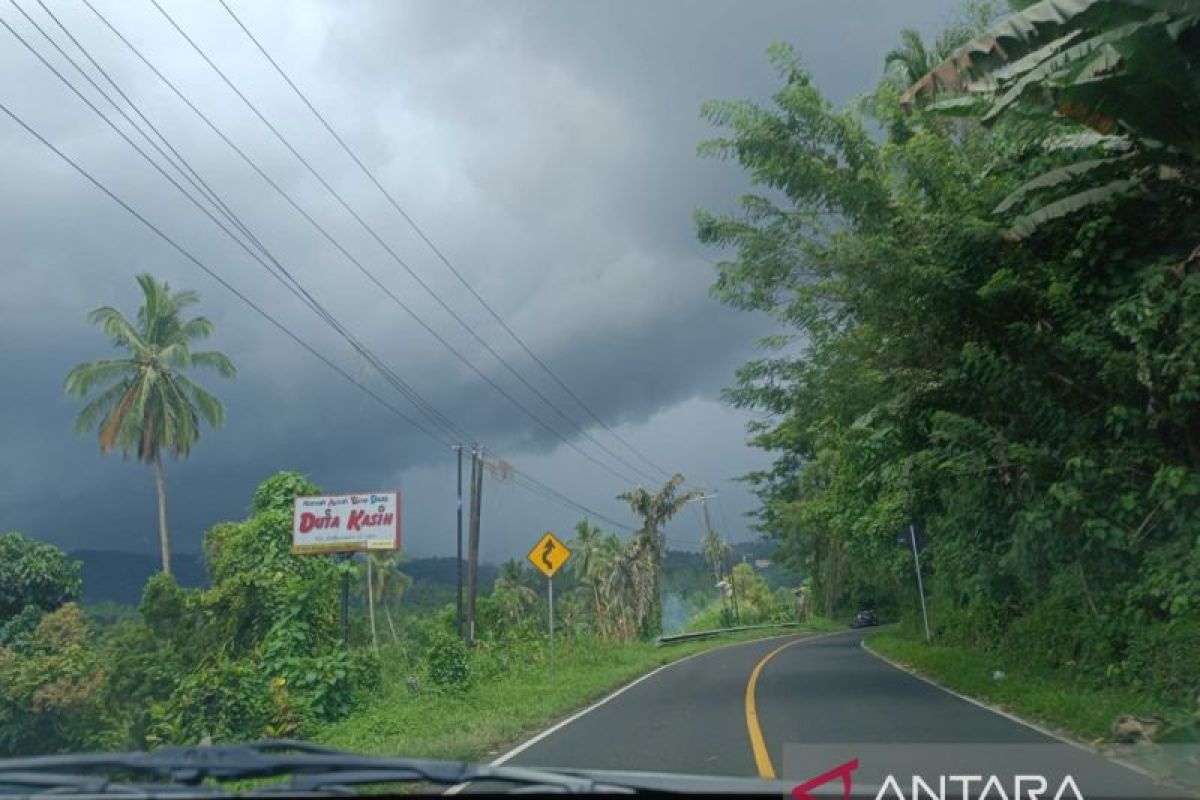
<box><xmin>455</xmin><ymin>444</ymin><xmax>464</xmax><ymax>638</ymax></box>
<box><xmin>692</xmin><ymin>490</ymin><xmax>741</xmax><ymax>626</ymax></box>
<box><xmin>465</xmin><ymin>444</ymin><xmax>483</xmax><ymax>644</ymax></box>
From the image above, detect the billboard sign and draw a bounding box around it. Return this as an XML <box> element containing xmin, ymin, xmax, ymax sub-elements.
<box><xmin>292</xmin><ymin>491</ymin><xmax>400</xmax><ymax>554</ymax></box>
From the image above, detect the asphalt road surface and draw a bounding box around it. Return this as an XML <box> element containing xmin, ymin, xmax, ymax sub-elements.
<box><xmin>469</xmin><ymin>629</ymin><xmax>1189</xmax><ymax>797</ymax></box>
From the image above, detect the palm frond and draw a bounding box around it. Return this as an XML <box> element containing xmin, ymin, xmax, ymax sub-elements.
<box><xmin>181</xmin><ymin>316</ymin><xmax>214</xmax><ymax>341</ymax></box>
<box><xmin>191</xmin><ymin>350</ymin><xmax>236</xmax><ymax>378</ymax></box>
<box><xmin>63</xmin><ymin>358</ymin><xmax>136</xmax><ymax>398</ymax></box>
<box><xmin>173</xmin><ymin>372</ymin><xmax>226</xmax><ymax>428</ymax></box>
<box><xmin>135</xmin><ymin>273</ymin><xmax>165</xmax><ymax>340</ymax></box>
<box><xmin>158</xmin><ymin>342</ymin><xmax>192</xmax><ymax>369</ymax></box>
<box><xmin>74</xmin><ymin>379</ymin><xmax>133</xmax><ymax>435</ymax></box>
<box><xmin>170</xmin><ymin>288</ymin><xmax>200</xmax><ymax>311</ymax></box>
<box><xmin>86</xmin><ymin>306</ymin><xmax>146</xmax><ymax>351</ymax></box>
<box><xmin>97</xmin><ymin>382</ymin><xmax>139</xmax><ymax>453</ymax></box>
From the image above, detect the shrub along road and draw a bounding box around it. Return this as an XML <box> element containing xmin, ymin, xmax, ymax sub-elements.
<box><xmin>469</xmin><ymin>629</ymin><xmax>1180</xmax><ymax>797</ymax></box>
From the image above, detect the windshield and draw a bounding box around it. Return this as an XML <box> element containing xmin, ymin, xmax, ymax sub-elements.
<box><xmin>1</xmin><ymin>1</ymin><xmax>1198</xmax><ymax>798</ymax></box>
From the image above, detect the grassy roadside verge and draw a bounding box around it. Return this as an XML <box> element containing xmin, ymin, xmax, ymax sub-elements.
<box><xmin>864</xmin><ymin>629</ymin><xmax>1187</xmax><ymax>743</ymax></box>
<box><xmin>318</xmin><ymin>619</ymin><xmax>842</xmax><ymax>761</ymax></box>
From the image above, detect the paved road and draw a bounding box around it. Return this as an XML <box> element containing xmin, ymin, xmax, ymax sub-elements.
<box><xmin>479</xmin><ymin>629</ymin><xmax>1186</xmax><ymax>797</ymax></box>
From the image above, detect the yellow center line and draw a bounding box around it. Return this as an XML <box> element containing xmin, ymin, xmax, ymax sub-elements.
<box><xmin>744</xmin><ymin>637</ymin><xmax>808</xmax><ymax>779</ymax></box>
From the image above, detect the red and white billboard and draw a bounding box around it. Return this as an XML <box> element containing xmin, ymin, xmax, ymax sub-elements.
<box><xmin>292</xmin><ymin>491</ymin><xmax>401</xmax><ymax>554</ymax></box>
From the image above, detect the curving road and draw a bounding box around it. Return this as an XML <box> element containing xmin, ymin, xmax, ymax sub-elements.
<box><xmin>471</xmin><ymin>629</ymin><xmax>1185</xmax><ymax>797</ymax></box>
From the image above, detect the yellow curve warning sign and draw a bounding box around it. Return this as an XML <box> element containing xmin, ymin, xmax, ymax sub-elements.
<box><xmin>527</xmin><ymin>531</ymin><xmax>571</xmax><ymax>578</ymax></box>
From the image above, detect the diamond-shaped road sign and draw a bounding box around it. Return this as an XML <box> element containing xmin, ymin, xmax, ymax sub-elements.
<box><xmin>527</xmin><ymin>531</ymin><xmax>571</xmax><ymax>579</ymax></box>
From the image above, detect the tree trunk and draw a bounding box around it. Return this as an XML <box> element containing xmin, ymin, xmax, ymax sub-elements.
<box><xmin>384</xmin><ymin>605</ymin><xmax>399</xmax><ymax>645</ymax></box>
<box><xmin>153</xmin><ymin>453</ymin><xmax>171</xmax><ymax>575</ymax></box>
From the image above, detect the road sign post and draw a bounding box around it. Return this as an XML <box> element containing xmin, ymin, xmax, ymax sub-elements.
<box><xmin>527</xmin><ymin>531</ymin><xmax>571</xmax><ymax>673</ymax></box>
<box><xmin>899</xmin><ymin>522</ymin><xmax>932</xmax><ymax>642</ymax></box>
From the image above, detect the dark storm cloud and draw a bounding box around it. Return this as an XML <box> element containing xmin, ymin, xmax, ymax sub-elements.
<box><xmin>0</xmin><ymin>0</ymin><xmax>961</xmax><ymax>558</ymax></box>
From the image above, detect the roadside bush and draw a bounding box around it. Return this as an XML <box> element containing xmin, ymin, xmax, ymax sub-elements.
<box><xmin>0</xmin><ymin>604</ymin><xmax>111</xmax><ymax>755</ymax></box>
<box><xmin>1122</xmin><ymin>620</ymin><xmax>1200</xmax><ymax>704</ymax></box>
<box><xmin>425</xmin><ymin>634</ymin><xmax>472</xmax><ymax>692</ymax></box>
<box><xmin>99</xmin><ymin>619</ymin><xmax>184</xmax><ymax>747</ymax></box>
<box><xmin>148</xmin><ymin>656</ymin><xmax>271</xmax><ymax>745</ymax></box>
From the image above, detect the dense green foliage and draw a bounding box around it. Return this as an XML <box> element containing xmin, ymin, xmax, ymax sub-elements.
<box><xmin>0</xmin><ymin>472</ymin><xmax>379</xmax><ymax>755</ymax></box>
<box><xmin>64</xmin><ymin>274</ymin><xmax>235</xmax><ymax>575</ymax></box>
<box><xmin>0</xmin><ymin>532</ymin><xmax>81</xmax><ymax>627</ymax></box>
<box><xmin>904</xmin><ymin>0</ymin><xmax>1200</xmax><ymax>241</ymax></box>
<box><xmin>0</xmin><ymin>604</ymin><xmax>113</xmax><ymax>755</ymax></box>
<box><xmin>698</xmin><ymin>3</ymin><xmax>1200</xmax><ymax>716</ymax></box>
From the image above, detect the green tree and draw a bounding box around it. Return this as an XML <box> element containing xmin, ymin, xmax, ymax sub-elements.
<box><xmin>569</xmin><ymin>518</ymin><xmax>610</xmax><ymax>634</ymax></box>
<box><xmin>0</xmin><ymin>604</ymin><xmax>111</xmax><ymax>755</ymax></box>
<box><xmin>902</xmin><ymin>0</ymin><xmax>1200</xmax><ymax>239</ymax></box>
<box><xmin>0</xmin><ymin>533</ymin><xmax>81</xmax><ymax>622</ymax></box>
<box><xmin>616</xmin><ymin>475</ymin><xmax>697</xmax><ymax>638</ymax></box>
<box><xmin>64</xmin><ymin>274</ymin><xmax>235</xmax><ymax>575</ymax></box>
<box><xmin>697</xmin><ymin>10</ymin><xmax>1200</xmax><ymax>706</ymax></box>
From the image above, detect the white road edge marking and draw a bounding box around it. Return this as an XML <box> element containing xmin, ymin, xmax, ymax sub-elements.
<box><xmin>859</xmin><ymin>638</ymin><xmax>1166</xmax><ymax>785</ymax></box>
<box><xmin>443</xmin><ymin>629</ymin><xmax>849</xmax><ymax>794</ymax></box>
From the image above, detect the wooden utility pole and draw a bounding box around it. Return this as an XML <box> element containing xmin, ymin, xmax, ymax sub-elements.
<box><xmin>465</xmin><ymin>444</ymin><xmax>483</xmax><ymax>644</ymax></box>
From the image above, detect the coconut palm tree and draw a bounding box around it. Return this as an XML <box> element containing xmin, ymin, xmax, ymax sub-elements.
<box><xmin>569</xmin><ymin>518</ymin><xmax>609</xmax><ymax>633</ymax></box>
<box><xmin>492</xmin><ymin>558</ymin><xmax>537</xmax><ymax>627</ymax></box>
<box><xmin>65</xmin><ymin>274</ymin><xmax>235</xmax><ymax>575</ymax></box>
<box><xmin>616</xmin><ymin>474</ymin><xmax>696</xmax><ymax>638</ymax></box>
<box><xmin>601</xmin><ymin>534</ymin><xmax>636</xmax><ymax>642</ymax></box>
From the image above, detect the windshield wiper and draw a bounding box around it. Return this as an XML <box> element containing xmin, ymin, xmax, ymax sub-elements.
<box><xmin>0</xmin><ymin>740</ymin><xmax>631</xmax><ymax>796</ymax></box>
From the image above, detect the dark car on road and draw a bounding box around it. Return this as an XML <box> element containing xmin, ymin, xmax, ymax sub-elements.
<box><xmin>854</xmin><ymin>609</ymin><xmax>878</xmax><ymax>627</ymax></box>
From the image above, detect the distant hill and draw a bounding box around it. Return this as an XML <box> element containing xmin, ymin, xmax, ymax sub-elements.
<box><xmin>70</xmin><ymin>549</ymin><xmax>499</xmax><ymax>608</ymax></box>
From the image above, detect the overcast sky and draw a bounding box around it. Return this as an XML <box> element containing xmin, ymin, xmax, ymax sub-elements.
<box><xmin>0</xmin><ymin>0</ymin><xmax>960</xmax><ymax>562</ymax></box>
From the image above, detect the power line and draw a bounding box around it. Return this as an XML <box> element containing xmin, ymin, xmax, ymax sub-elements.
<box><xmin>11</xmin><ymin>0</ymin><xmax>460</xmax><ymax>446</ymax></box>
<box><xmin>2</xmin><ymin>1</ymin><xmax>465</xmax><ymax>445</ymax></box>
<box><xmin>145</xmin><ymin>0</ymin><xmax>658</xmax><ymax>488</ymax></box>
<box><xmin>0</xmin><ymin>97</ymin><xmax>450</xmax><ymax>447</ymax></box>
<box><xmin>216</xmin><ymin>0</ymin><xmax>677</xmax><ymax>484</ymax></box>
<box><xmin>501</xmin><ymin>465</ymin><xmax>633</xmax><ymax>533</ymax></box>
<box><xmin>81</xmin><ymin>0</ymin><xmax>644</xmax><ymax>488</ymax></box>
<box><xmin>1</xmin><ymin>8</ymin><xmax>640</xmax><ymax>539</ymax></box>
<box><xmin>0</xmin><ymin>71</ymin><xmax>632</xmax><ymax>537</ymax></box>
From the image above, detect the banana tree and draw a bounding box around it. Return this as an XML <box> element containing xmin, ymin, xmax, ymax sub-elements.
<box><xmin>616</xmin><ymin>475</ymin><xmax>697</xmax><ymax>638</ymax></box>
<box><xmin>901</xmin><ymin>0</ymin><xmax>1200</xmax><ymax>238</ymax></box>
